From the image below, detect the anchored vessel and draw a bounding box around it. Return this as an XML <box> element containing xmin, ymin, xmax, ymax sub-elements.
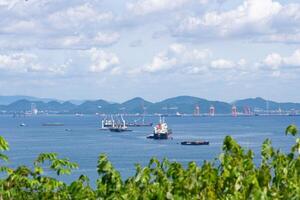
<box><xmin>42</xmin><ymin>123</ymin><xmax>64</xmax><ymax>126</ymax></box>
<box><xmin>126</xmin><ymin>116</ymin><xmax>153</xmax><ymax>127</ymax></box>
<box><xmin>108</xmin><ymin>115</ymin><xmax>132</xmax><ymax>132</ymax></box>
<box><xmin>147</xmin><ymin>117</ymin><xmax>172</xmax><ymax>139</ymax></box>
<box><xmin>181</xmin><ymin>141</ymin><xmax>209</xmax><ymax>145</ymax></box>
<box><xmin>101</xmin><ymin>115</ymin><xmax>114</xmax><ymax>129</ymax></box>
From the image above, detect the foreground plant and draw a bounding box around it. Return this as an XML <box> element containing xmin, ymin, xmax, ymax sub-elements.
<box><xmin>0</xmin><ymin>125</ymin><xmax>299</xmax><ymax>199</ymax></box>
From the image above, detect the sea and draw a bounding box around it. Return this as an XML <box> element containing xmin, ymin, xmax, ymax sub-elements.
<box><xmin>0</xmin><ymin>115</ymin><xmax>299</xmax><ymax>185</ymax></box>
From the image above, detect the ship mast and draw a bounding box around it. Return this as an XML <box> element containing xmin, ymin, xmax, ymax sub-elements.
<box><xmin>121</xmin><ymin>115</ymin><xmax>126</xmax><ymax>128</ymax></box>
<box><xmin>111</xmin><ymin>115</ymin><xmax>115</xmax><ymax>127</ymax></box>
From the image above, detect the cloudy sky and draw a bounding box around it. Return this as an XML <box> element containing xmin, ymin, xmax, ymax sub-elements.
<box><xmin>0</xmin><ymin>0</ymin><xmax>300</xmax><ymax>102</ymax></box>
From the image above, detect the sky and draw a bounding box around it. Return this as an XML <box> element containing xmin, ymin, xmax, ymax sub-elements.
<box><xmin>0</xmin><ymin>0</ymin><xmax>300</xmax><ymax>103</ymax></box>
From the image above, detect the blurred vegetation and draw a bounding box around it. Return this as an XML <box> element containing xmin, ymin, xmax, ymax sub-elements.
<box><xmin>0</xmin><ymin>125</ymin><xmax>299</xmax><ymax>199</ymax></box>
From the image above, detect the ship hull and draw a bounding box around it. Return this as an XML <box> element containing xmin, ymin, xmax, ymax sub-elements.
<box><xmin>109</xmin><ymin>128</ymin><xmax>132</xmax><ymax>132</ymax></box>
<box><xmin>147</xmin><ymin>133</ymin><xmax>171</xmax><ymax>140</ymax></box>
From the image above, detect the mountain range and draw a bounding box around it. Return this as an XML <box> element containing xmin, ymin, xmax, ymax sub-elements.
<box><xmin>0</xmin><ymin>95</ymin><xmax>85</xmax><ymax>105</ymax></box>
<box><xmin>0</xmin><ymin>96</ymin><xmax>300</xmax><ymax>114</ymax></box>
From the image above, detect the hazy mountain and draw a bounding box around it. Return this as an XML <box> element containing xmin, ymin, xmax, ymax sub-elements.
<box><xmin>0</xmin><ymin>99</ymin><xmax>76</xmax><ymax>113</ymax></box>
<box><xmin>148</xmin><ymin>96</ymin><xmax>231</xmax><ymax>114</ymax></box>
<box><xmin>0</xmin><ymin>95</ymin><xmax>58</xmax><ymax>105</ymax></box>
<box><xmin>4</xmin><ymin>99</ymin><xmax>34</xmax><ymax>111</ymax></box>
<box><xmin>234</xmin><ymin>97</ymin><xmax>300</xmax><ymax>111</ymax></box>
<box><xmin>72</xmin><ymin>100</ymin><xmax>114</xmax><ymax>114</ymax></box>
<box><xmin>0</xmin><ymin>96</ymin><xmax>299</xmax><ymax>114</ymax></box>
<box><xmin>121</xmin><ymin>97</ymin><xmax>153</xmax><ymax>114</ymax></box>
<box><xmin>68</xmin><ymin>100</ymin><xmax>86</xmax><ymax>105</ymax></box>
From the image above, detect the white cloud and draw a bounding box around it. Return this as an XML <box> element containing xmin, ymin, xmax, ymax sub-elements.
<box><xmin>143</xmin><ymin>52</ymin><xmax>177</xmax><ymax>72</ymax></box>
<box><xmin>61</xmin><ymin>35</ymin><xmax>84</xmax><ymax>47</ymax></box>
<box><xmin>263</xmin><ymin>53</ymin><xmax>282</xmax><ymax>70</ymax></box>
<box><xmin>210</xmin><ymin>59</ymin><xmax>234</xmax><ymax>69</ymax></box>
<box><xmin>0</xmin><ymin>52</ymin><xmax>70</xmax><ymax>75</ymax></box>
<box><xmin>175</xmin><ymin>0</ymin><xmax>300</xmax><ymax>42</ymax></box>
<box><xmin>261</xmin><ymin>49</ymin><xmax>300</xmax><ymax>71</ymax></box>
<box><xmin>259</xmin><ymin>33</ymin><xmax>300</xmax><ymax>44</ymax></box>
<box><xmin>238</xmin><ymin>58</ymin><xmax>246</xmax><ymax>67</ymax></box>
<box><xmin>0</xmin><ymin>53</ymin><xmax>37</xmax><ymax>71</ymax></box>
<box><xmin>0</xmin><ymin>0</ymin><xmax>130</xmax><ymax>50</ymax></box>
<box><xmin>135</xmin><ymin>43</ymin><xmax>251</xmax><ymax>76</ymax></box>
<box><xmin>178</xmin><ymin>0</ymin><xmax>282</xmax><ymax>36</ymax></box>
<box><xmin>140</xmin><ymin>43</ymin><xmax>211</xmax><ymax>73</ymax></box>
<box><xmin>170</xmin><ymin>43</ymin><xmax>211</xmax><ymax>60</ymax></box>
<box><xmin>284</xmin><ymin>49</ymin><xmax>300</xmax><ymax>67</ymax></box>
<box><xmin>0</xmin><ymin>0</ymin><xmax>50</xmax><ymax>11</ymax></box>
<box><xmin>48</xmin><ymin>3</ymin><xmax>113</xmax><ymax>29</ymax></box>
<box><xmin>1</xmin><ymin>20</ymin><xmax>40</xmax><ymax>34</ymax></box>
<box><xmin>184</xmin><ymin>66</ymin><xmax>208</xmax><ymax>74</ymax></box>
<box><xmin>27</xmin><ymin>63</ymin><xmax>68</xmax><ymax>75</ymax></box>
<box><xmin>88</xmin><ymin>48</ymin><xmax>120</xmax><ymax>73</ymax></box>
<box><xmin>93</xmin><ymin>32</ymin><xmax>120</xmax><ymax>46</ymax></box>
<box><xmin>0</xmin><ymin>0</ymin><xmax>18</xmax><ymax>9</ymax></box>
<box><xmin>57</xmin><ymin>32</ymin><xmax>120</xmax><ymax>48</ymax></box>
<box><xmin>127</xmin><ymin>0</ymin><xmax>189</xmax><ymax>15</ymax></box>
<box><xmin>0</xmin><ymin>2</ymin><xmax>119</xmax><ymax>50</ymax></box>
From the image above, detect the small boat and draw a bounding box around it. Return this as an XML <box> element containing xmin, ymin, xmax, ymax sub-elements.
<box><xmin>181</xmin><ymin>141</ymin><xmax>209</xmax><ymax>145</ymax></box>
<box><xmin>20</xmin><ymin>123</ymin><xmax>26</xmax><ymax>127</ymax></box>
<box><xmin>147</xmin><ymin>116</ymin><xmax>172</xmax><ymax>140</ymax></box>
<box><xmin>42</xmin><ymin>123</ymin><xmax>64</xmax><ymax>126</ymax></box>
<box><xmin>65</xmin><ymin>128</ymin><xmax>72</xmax><ymax>132</ymax></box>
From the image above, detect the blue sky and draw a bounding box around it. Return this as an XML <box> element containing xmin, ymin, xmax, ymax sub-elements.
<box><xmin>0</xmin><ymin>0</ymin><xmax>300</xmax><ymax>102</ymax></box>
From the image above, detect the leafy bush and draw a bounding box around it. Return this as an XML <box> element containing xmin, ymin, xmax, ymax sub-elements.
<box><xmin>0</xmin><ymin>125</ymin><xmax>299</xmax><ymax>199</ymax></box>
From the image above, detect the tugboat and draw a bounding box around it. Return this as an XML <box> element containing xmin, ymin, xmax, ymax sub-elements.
<box><xmin>147</xmin><ymin>116</ymin><xmax>172</xmax><ymax>139</ymax></box>
<box><xmin>181</xmin><ymin>140</ymin><xmax>209</xmax><ymax>145</ymax></box>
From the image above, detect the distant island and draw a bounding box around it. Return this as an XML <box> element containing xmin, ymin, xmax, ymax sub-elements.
<box><xmin>0</xmin><ymin>95</ymin><xmax>300</xmax><ymax>115</ymax></box>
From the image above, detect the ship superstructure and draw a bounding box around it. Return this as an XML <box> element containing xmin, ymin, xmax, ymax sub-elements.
<box><xmin>147</xmin><ymin>116</ymin><xmax>172</xmax><ymax>139</ymax></box>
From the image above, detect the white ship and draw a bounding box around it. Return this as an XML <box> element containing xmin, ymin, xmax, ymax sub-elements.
<box><xmin>147</xmin><ymin>116</ymin><xmax>172</xmax><ymax>139</ymax></box>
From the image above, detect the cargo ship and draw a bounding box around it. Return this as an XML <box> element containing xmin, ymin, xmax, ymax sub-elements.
<box><xmin>108</xmin><ymin>115</ymin><xmax>132</xmax><ymax>132</ymax></box>
<box><xmin>147</xmin><ymin>117</ymin><xmax>172</xmax><ymax>139</ymax></box>
<box><xmin>126</xmin><ymin>116</ymin><xmax>153</xmax><ymax>127</ymax></box>
<box><xmin>101</xmin><ymin>115</ymin><xmax>114</xmax><ymax>129</ymax></box>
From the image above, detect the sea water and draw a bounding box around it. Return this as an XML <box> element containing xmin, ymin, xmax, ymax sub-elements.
<box><xmin>0</xmin><ymin>115</ymin><xmax>299</xmax><ymax>184</ymax></box>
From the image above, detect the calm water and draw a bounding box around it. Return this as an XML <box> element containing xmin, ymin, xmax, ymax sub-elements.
<box><xmin>0</xmin><ymin>115</ymin><xmax>299</xmax><ymax>184</ymax></box>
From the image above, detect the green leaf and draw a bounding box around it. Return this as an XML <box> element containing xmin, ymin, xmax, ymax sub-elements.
<box><xmin>285</xmin><ymin>125</ymin><xmax>298</xmax><ymax>136</ymax></box>
<box><xmin>0</xmin><ymin>153</ymin><xmax>9</xmax><ymax>162</ymax></box>
<box><xmin>0</xmin><ymin>136</ymin><xmax>9</xmax><ymax>151</ymax></box>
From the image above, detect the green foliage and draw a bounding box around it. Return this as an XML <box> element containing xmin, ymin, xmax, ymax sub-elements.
<box><xmin>0</xmin><ymin>125</ymin><xmax>299</xmax><ymax>199</ymax></box>
<box><xmin>34</xmin><ymin>153</ymin><xmax>78</xmax><ymax>176</ymax></box>
<box><xmin>286</xmin><ymin>124</ymin><xmax>298</xmax><ymax>136</ymax></box>
<box><xmin>0</xmin><ymin>136</ymin><xmax>9</xmax><ymax>163</ymax></box>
